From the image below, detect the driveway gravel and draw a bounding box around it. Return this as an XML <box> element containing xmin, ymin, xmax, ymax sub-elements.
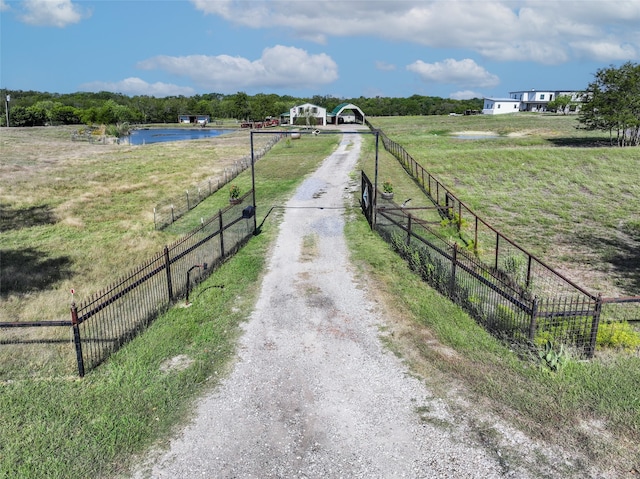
<box><xmin>131</xmin><ymin>133</ymin><xmax>602</xmax><ymax>478</ymax></box>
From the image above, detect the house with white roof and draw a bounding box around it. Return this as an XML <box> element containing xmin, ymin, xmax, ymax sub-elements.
<box><xmin>482</xmin><ymin>89</ymin><xmax>584</xmax><ymax>114</ymax></box>
<box><xmin>482</xmin><ymin>98</ymin><xmax>521</xmax><ymax>115</ymax></box>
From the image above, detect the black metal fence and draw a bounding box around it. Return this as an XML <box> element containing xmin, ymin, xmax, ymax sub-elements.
<box><xmin>153</xmin><ymin>134</ymin><xmax>281</xmax><ymax>229</ymax></box>
<box><xmin>1</xmin><ymin>192</ymin><xmax>256</xmax><ymax>377</ymax></box>
<box><xmin>365</xmin><ymin>124</ymin><xmax>640</xmax><ymax>357</ymax></box>
<box><xmin>373</xmin><ymin>201</ymin><xmax>600</xmax><ymax>356</ymax></box>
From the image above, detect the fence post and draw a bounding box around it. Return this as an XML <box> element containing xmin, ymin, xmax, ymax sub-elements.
<box><xmin>219</xmin><ymin>210</ymin><xmax>225</xmax><ymax>258</ymax></box>
<box><xmin>406</xmin><ymin>214</ymin><xmax>412</xmax><ymax>246</ymax></box>
<box><xmin>164</xmin><ymin>245</ymin><xmax>173</xmax><ymax>302</ymax></box>
<box><xmin>474</xmin><ymin>216</ymin><xmax>479</xmax><ymax>256</ymax></box>
<box><xmin>450</xmin><ymin>243</ymin><xmax>458</xmax><ymax>298</ymax></box>
<box><xmin>526</xmin><ymin>255</ymin><xmax>533</xmax><ymax>289</ymax></box>
<box><xmin>70</xmin><ymin>303</ymin><xmax>85</xmax><ymax>378</ymax></box>
<box><xmin>528</xmin><ymin>297</ymin><xmax>539</xmax><ymax>342</ymax></box>
<box><xmin>186</xmin><ymin>190</ymin><xmax>190</xmax><ymax>210</ymax></box>
<box><xmin>587</xmin><ymin>294</ymin><xmax>603</xmax><ymax>358</ymax></box>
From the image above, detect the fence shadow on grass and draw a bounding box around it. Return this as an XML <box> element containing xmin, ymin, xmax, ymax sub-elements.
<box><xmin>0</xmin><ymin>203</ymin><xmax>58</xmax><ymax>231</ymax></box>
<box><xmin>0</xmin><ymin>248</ymin><xmax>73</xmax><ymax>297</ymax></box>
<box><xmin>573</xmin><ymin>231</ymin><xmax>640</xmax><ymax>294</ymax></box>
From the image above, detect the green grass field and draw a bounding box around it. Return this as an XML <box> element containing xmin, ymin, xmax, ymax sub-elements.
<box><xmin>367</xmin><ymin>114</ymin><xmax>640</xmax><ymax>297</ymax></box>
<box><xmin>1</xmin><ymin>119</ymin><xmax>639</xmax><ymax>477</ymax></box>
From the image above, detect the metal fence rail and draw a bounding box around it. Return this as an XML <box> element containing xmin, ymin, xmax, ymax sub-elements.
<box><xmin>375</xmin><ymin>201</ymin><xmax>602</xmax><ymax>356</ymax></box>
<box><xmin>1</xmin><ymin>193</ymin><xmax>256</xmax><ymax>377</ymax></box>
<box><xmin>153</xmin><ymin>134</ymin><xmax>281</xmax><ymax>229</ymax></box>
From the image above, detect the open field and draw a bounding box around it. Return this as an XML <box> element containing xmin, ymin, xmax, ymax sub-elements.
<box><xmin>0</xmin><ymin>126</ymin><xmax>337</xmax><ymax>376</ymax></box>
<box><xmin>367</xmin><ymin>114</ymin><xmax>640</xmax><ymax>297</ymax></box>
<box><xmin>0</xmin><ymin>126</ymin><xmax>276</xmax><ymax>324</ymax></box>
<box><xmin>0</xmin><ymin>121</ymin><xmax>639</xmax><ymax>477</ymax></box>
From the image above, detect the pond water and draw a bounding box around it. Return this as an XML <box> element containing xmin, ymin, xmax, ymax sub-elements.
<box><xmin>122</xmin><ymin>128</ymin><xmax>233</xmax><ymax>145</ymax></box>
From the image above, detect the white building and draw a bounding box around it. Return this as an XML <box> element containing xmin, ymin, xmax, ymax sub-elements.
<box><xmin>289</xmin><ymin>103</ymin><xmax>327</xmax><ymax>126</ymax></box>
<box><xmin>509</xmin><ymin>90</ymin><xmax>583</xmax><ymax>113</ymax></box>
<box><xmin>482</xmin><ymin>98</ymin><xmax>521</xmax><ymax>115</ymax></box>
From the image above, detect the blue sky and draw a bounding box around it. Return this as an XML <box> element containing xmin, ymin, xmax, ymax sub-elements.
<box><xmin>1</xmin><ymin>0</ymin><xmax>639</xmax><ymax>100</ymax></box>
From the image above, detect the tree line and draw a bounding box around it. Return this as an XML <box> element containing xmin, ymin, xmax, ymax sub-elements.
<box><xmin>2</xmin><ymin>61</ymin><xmax>638</xmax><ymax>147</ymax></box>
<box><xmin>0</xmin><ymin>90</ymin><xmax>483</xmax><ymax>127</ymax></box>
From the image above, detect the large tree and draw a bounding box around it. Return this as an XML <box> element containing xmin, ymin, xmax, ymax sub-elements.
<box><xmin>579</xmin><ymin>62</ymin><xmax>640</xmax><ymax>146</ymax></box>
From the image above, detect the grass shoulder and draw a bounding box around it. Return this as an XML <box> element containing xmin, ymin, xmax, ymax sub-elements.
<box><xmin>344</xmin><ymin>210</ymin><xmax>640</xmax><ymax>477</ymax></box>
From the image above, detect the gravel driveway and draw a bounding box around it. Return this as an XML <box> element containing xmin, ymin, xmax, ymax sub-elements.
<box><xmin>131</xmin><ymin>134</ymin><xmax>591</xmax><ymax>478</ymax></box>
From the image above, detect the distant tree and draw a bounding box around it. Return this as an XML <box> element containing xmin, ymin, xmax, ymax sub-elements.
<box><xmin>231</xmin><ymin>92</ymin><xmax>251</xmax><ymax>120</ymax></box>
<box><xmin>51</xmin><ymin>104</ymin><xmax>81</xmax><ymax>125</ymax></box>
<box><xmin>95</xmin><ymin>99</ymin><xmax>139</xmax><ymax>124</ymax></box>
<box><xmin>250</xmin><ymin>93</ymin><xmax>277</xmax><ymax>120</ymax></box>
<box><xmin>547</xmin><ymin>94</ymin><xmax>574</xmax><ymax>115</ymax></box>
<box><xmin>8</xmin><ymin>105</ymin><xmax>36</xmax><ymax>126</ymax></box>
<box><xmin>578</xmin><ymin>62</ymin><xmax>640</xmax><ymax>146</ymax></box>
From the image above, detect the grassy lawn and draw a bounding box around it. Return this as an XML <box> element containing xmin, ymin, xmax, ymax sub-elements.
<box><xmin>368</xmin><ymin>114</ymin><xmax>640</xmax><ymax>297</ymax></box>
<box><xmin>1</xmin><ymin>121</ymin><xmax>639</xmax><ymax>477</ymax></box>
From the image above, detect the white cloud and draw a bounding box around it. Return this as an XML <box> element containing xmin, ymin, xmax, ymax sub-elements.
<box><xmin>190</xmin><ymin>0</ymin><xmax>640</xmax><ymax>64</ymax></box>
<box><xmin>570</xmin><ymin>40</ymin><xmax>638</xmax><ymax>62</ymax></box>
<box><xmin>137</xmin><ymin>45</ymin><xmax>338</xmax><ymax>92</ymax></box>
<box><xmin>407</xmin><ymin>58</ymin><xmax>500</xmax><ymax>88</ymax></box>
<box><xmin>1</xmin><ymin>0</ymin><xmax>10</xmax><ymax>12</ymax></box>
<box><xmin>19</xmin><ymin>0</ymin><xmax>88</xmax><ymax>27</ymax></box>
<box><xmin>79</xmin><ymin>78</ymin><xmax>195</xmax><ymax>97</ymax></box>
<box><xmin>449</xmin><ymin>90</ymin><xmax>483</xmax><ymax>100</ymax></box>
<box><xmin>375</xmin><ymin>61</ymin><xmax>396</xmax><ymax>72</ymax></box>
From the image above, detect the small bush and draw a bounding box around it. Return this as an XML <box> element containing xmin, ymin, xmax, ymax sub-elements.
<box><xmin>597</xmin><ymin>321</ymin><xmax>640</xmax><ymax>350</ymax></box>
<box><xmin>538</xmin><ymin>340</ymin><xmax>570</xmax><ymax>373</ymax></box>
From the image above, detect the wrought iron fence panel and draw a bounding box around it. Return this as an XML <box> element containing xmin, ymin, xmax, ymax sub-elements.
<box><xmin>76</xmin><ymin>251</ymin><xmax>169</xmax><ymax>371</ymax></box>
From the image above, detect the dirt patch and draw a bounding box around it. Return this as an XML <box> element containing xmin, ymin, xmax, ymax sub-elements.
<box><xmin>159</xmin><ymin>355</ymin><xmax>194</xmax><ymax>373</ymax></box>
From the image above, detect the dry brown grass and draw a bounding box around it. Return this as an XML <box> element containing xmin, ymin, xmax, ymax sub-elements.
<box><xmin>0</xmin><ymin>126</ymin><xmax>270</xmax><ymax>326</ymax></box>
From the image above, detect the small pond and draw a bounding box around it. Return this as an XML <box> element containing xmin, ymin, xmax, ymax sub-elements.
<box><xmin>122</xmin><ymin>128</ymin><xmax>233</xmax><ymax>145</ymax></box>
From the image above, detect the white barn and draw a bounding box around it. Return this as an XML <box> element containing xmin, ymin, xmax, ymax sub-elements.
<box><xmin>482</xmin><ymin>98</ymin><xmax>521</xmax><ymax>115</ymax></box>
<box><xmin>289</xmin><ymin>103</ymin><xmax>327</xmax><ymax>126</ymax></box>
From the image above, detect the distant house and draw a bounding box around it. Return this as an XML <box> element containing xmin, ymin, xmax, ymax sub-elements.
<box><xmin>482</xmin><ymin>89</ymin><xmax>584</xmax><ymax>115</ymax></box>
<box><xmin>482</xmin><ymin>98</ymin><xmax>521</xmax><ymax>115</ymax></box>
<box><xmin>508</xmin><ymin>90</ymin><xmax>583</xmax><ymax>113</ymax></box>
<box><xmin>290</xmin><ymin>103</ymin><xmax>327</xmax><ymax>126</ymax></box>
<box><xmin>178</xmin><ymin>115</ymin><xmax>210</xmax><ymax>124</ymax></box>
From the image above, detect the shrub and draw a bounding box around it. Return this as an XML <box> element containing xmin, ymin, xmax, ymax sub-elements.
<box><xmin>229</xmin><ymin>184</ymin><xmax>241</xmax><ymax>199</ymax></box>
<box><xmin>596</xmin><ymin>321</ymin><xmax>640</xmax><ymax>350</ymax></box>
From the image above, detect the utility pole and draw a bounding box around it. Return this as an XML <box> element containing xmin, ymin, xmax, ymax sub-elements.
<box><xmin>5</xmin><ymin>95</ymin><xmax>9</xmax><ymax>127</ymax></box>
